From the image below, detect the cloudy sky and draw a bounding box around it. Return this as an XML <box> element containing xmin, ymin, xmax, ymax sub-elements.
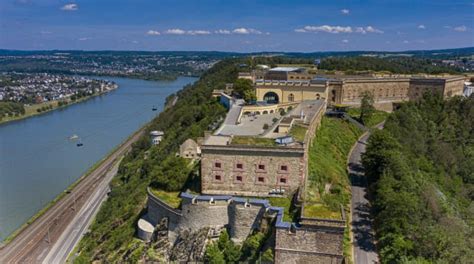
<box><xmin>0</xmin><ymin>0</ymin><xmax>473</xmax><ymax>52</ymax></box>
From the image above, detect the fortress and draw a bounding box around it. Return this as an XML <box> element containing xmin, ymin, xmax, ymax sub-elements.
<box><xmin>254</xmin><ymin>69</ymin><xmax>465</xmax><ymax>111</ymax></box>
<box><xmin>140</xmin><ymin>189</ymin><xmax>346</xmax><ymax>263</ymax></box>
<box><xmin>137</xmin><ymin>65</ymin><xmax>466</xmax><ymax>263</ymax></box>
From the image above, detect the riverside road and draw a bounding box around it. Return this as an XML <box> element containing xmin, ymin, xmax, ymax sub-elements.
<box><xmin>349</xmin><ymin>124</ymin><xmax>383</xmax><ymax>264</ymax></box>
<box><xmin>0</xmin><ymin>130</ymin><xmax>143</xmax><ymax>264</ymax></box>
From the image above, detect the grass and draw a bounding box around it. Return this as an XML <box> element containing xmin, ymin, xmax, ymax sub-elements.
<box><xmin>266</xmin><ymin>196</ymin><xmax>297</xmax><ymax>222</ymax></box>
<box><xmin>303</xmin><ymin>203</ymin><xmax>342</xmax><ymax>220</ymax></box>
<box><xmin>289</xmin><ymin>124</ymin><xmax>308</xmax><ymax>142</ymax></box>
<box><xmin>304</xmin><ymin>117</ymin><xmax>363</xmax><ymax>219</ymax></box>
<box><xmin>347</xmin><ymin>107</ymin><xmax>389</xmax><ymax>128</ymax></box>
<box><xmin>231</xmin><ymin>136</ymin><xmax>277</xmax><ymax>147</ymax></box>
<box><xmin>149</xmin><ymin>188</ymin><xmax>182</xmax><ymax>208</ymax></box>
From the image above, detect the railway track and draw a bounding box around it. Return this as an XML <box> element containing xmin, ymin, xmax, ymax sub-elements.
<box><xmin>0</xmin><ymin>129</ymin><xmax>144</xmax><ymax>263</ymax></box>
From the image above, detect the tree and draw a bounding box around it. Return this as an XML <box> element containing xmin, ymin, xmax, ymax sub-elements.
<box><xmin>233</xmin><ymin>79</ymin><xmax>255</xmax><ymax>102</ymax></box>
<box><xmin>360</xmin><ymin>91</ymin><xmax>375</xmax><ymax>125</ymax></box>
<box><xmin>217</xmin><ymin>230</ymin><xmax>241</xmax><ymax>263</ymax></box>
<box><xmin>205</xmin><ymin>243</ymin><xmax>225</xmax><ymax>264</ymax></box>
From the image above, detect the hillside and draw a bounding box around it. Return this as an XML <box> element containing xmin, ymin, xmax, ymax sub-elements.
<box><xmin>362</xmin><ymin>94</ymin><xmax>474</xmax><ymax>263</ymax></box>
<box><xmin>73</xmin><ymin>59</ymin><xmax>237</xmax><ymax>262</ymax></box>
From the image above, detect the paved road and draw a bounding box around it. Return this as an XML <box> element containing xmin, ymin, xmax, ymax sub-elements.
<box><xmin>0</xmin><ymin>129</ymin><xmax>143</xmax><ymax>264</ymax></box>
<box><xmin>42</xmin><ymin>161</ymin><xmax>119</xmax><ymax>263</ymax></box>
<box><xmin>349</xmin><ymin>125</ymin><xmax>382</xmax><ymax>264</ymax></box>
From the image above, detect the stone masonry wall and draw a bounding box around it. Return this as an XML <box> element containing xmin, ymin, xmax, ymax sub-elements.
<box><xmin>228</xmin><ymin>201</ymin><xmax>266</xmax><ymax>242</ymax></box>
<box><xmin>177</xmin><ymin>198</ymin><xmax>229</xmax><ymax>232</ymax></box>
<box><xmin>201</xmin><ymin>146</ymin><xmax>305</xmax><ymax>197</ymax></box>
<box><xmin>274</xmin><ymin>225</ymin><xmax>344</xmax><ymax>264</ymax></box>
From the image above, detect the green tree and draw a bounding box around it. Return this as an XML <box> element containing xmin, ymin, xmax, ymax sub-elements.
<box><xmin>205</xmin><ymin>243</ymin><xmax>225</xmax><ymax>264</ymax></box>
<box><xmin>233</xmin><ymin>79</ymin><xmax>255</xmax><ymax>102</ymax></box>
<box><xmin>359</xmin><ymin>91</ymin><xmax>375</xmax><ymax>125</ymax></box>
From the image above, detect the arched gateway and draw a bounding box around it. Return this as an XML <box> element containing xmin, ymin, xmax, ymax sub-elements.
<box><xmin>263</xmin><ymin>92</ymin><xmax>279</xmax><ymax>104</ymax></box>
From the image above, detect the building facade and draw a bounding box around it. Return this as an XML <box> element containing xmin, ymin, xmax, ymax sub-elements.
<box><xmin>256</xmin><ymin>76</ymin><xmax>465</xmax><ymax>110</ymax></box>
<box><xmin>200</xmin><ymin>144</ymin><xmax>305</xmax><ymax>197</ymax></box>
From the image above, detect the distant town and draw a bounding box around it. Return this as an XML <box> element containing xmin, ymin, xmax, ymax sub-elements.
<box><xmin>0</xmin><ymin>72</ymin><xmax>116</xmax><ymax>103</ymax></box>
<box><xmin>0</xmin><ymin>52</ymin><xmax>219</xmax><ymax>81</ymax></box>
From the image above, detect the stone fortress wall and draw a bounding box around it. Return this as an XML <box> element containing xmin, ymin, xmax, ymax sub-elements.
<box><xmin>256</xmin><ymin>76</ymin><xmax>466</xmax><ymax>110</ymax></box>
<box><xmin>200</xmin><ymin>145</ymin><xmax>306</xmax><ymax>197</ymax></box>
<box><xmin>141</xmin><ymin>190</ymin><xmax>345</xmax><ymax>263</ymax></box>
<box><xmin>141</xmin><ymin>190</ymin><xmax>287</xmax><ymax>243</ymax></box>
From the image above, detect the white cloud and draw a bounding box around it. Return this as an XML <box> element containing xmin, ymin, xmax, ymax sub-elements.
<box><xmin>78</xmin><ymin>37</ymin><xmax>90</xmax><ymax>41</ymax></box>
<box><xmin>355</xmin><ymin>26</ymin><xmax>384</xmax><ymax>34</ymax></box>
<box><xmin>301</xmin><ymin>25</ymin><xmax>352</xmax><ymax>34</ymax></box>
<box><xmin>403</xmin><ymin>40</ymin><xmax>409</xmax><ymax>44</ymax></box>
<box><xmin>342</xmin><ymin>39</ymin><xmax>349</xmax><ymax>43</ymax></box>
<box><xmin>294</xmin><ymin>28</ymin><xmax>307</xmax><ymax>33</ymax></box>
<box><xmin>215</xmin><ymin>29</ymin><xmax>231</xmax><ymax>34</ymax></box>
<box><xmin>187</xmin><ymin>30</ymin><xmax>211</xmax><ymax>35</ymax></box>
<box><xmin>295</xmin><ymin>25</ymin><xmax>383</xmax><ymax>34</ymax></box>
<box><xmin>61</xmin><ymin>3</ymin><xmax>78</xmax><ymax>11</ymax></box>
<box><xmin>454</xmin><ymin>25</ymin><xmax>467</xmax><ymax>32</ymax></box>
<box><xmin>341</xmin><ymin>9</ymin><xmax>350</xmax><ymax>15</ymax></box>
<box><xmin>147</xmin><ymin>30</ymin><xmax>161</xmax><ymax>36</ymax></box>
<box><xmin>163</xmin><ymin>29</ymin><xmax>211</xmax><ymax>35</ymax></box>
<box><xmin>232</xmin><ymin>28</ymin><xmax>262</xmax><ymax>34</ymax></box>
<box><xmin>165</xmin><ymin>28</ymin><xmax>186</xmax><ymax>35</ymax></box>
<box><xmin>132</xmin><ymin>40</ymin><xmax>139</xmax><ymax>44</ymax></box>
<box><xmin>418</xmin><ymin>24</ymin><xmax>426</xmax><ymax>29</ymax></box>
<box><xmin>40</xmin><ymin>30</ymin><xmax>52</xmax><ymax>34</ymax></box>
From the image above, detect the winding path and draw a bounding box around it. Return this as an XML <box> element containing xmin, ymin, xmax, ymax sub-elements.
<box><xmin>349</xmin><ymin>124</ymin><xmax>383</xmax><ymax>264</ymax></box>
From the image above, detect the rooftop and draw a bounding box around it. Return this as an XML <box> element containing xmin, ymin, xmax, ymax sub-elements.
<box><xmin>269</xmin><ymin>67</ymin><xmax>304</xmax><ymax>72</ymax></box>
<box><xmin>203</xmin><ymin>135</ymin><xmax>232</xmax><ymax>146</ymax></box>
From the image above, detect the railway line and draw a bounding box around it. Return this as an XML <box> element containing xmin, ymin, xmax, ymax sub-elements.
<box><xmin>0</xmin><ymin>129</ymin><xmax>145</xmax><ymax>263</ymax></box>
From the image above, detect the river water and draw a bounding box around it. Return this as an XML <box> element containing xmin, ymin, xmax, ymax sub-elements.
<box><xmin>0</xmin><ymin>76</ymin><xmax>196</xmax><ymax>241</ymax></box>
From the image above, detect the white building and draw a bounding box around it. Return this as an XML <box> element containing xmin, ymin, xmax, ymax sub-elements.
<box><xmin>150</xmin><ymin>130</ymin><xmax>164</xmax><ymax>145</ymax></box>
<box><xmin>464</xmin><ymin>81</ymin><xmax>473</xmax><ymax>97</ymax></box>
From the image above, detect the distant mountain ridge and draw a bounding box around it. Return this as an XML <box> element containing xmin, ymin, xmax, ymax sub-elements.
<box><xmin>0</xmin><ymin>47</ymin><xmax>473</xmax><ymax>59</ymax></box>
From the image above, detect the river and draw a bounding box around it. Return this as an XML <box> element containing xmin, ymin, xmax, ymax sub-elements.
<box><xmin>0</xmin><ymin>76</ymin><xmax>197</xmax><ymax>241</ymax></box>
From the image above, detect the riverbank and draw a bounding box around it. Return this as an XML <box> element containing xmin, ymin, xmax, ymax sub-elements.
<box><xmin>0</xmin><ymin>120</ymin><xmax>145</xmax><ymax>248</ymax></box>
<box><xmin>0</xmin><ymin>123</ymin><xmax>147</xmax><ymax>263</ymax></box>
<box><xmin>0</xmin><ymin>86</ymin><xmax>118</xmax><ymax>126</ymax></box>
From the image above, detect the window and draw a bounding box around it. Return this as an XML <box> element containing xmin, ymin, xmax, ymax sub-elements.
<box><xmin>288</xmin><ymin>93</ymin><xmax>294</xmax><ymax>102</ymax></box>
<box><xmin>214</xmin><ymin>162</ymin><xmax>222</xmax><ymax>169</ymax></box>
<box><xmin>236</xmin><ymin>163</ymin><xmax>243</xmax><ymax>169</ymax></box>
<box><xmin>280</xmin><ymin>165</ymin><xmax>288</xmax><ymax>171</ymax></box>
<box><xmin>280</xmin><ymin>178</ymin><xmax>287</xmax><ymax>184</ymax></box>
<box><xmin>257</xmin><ymin>177</ymin><xmax>265</xmax><ymax>183</ymax></box>
<box><xmin>258</xmin><ymin>164</ymin><xmax>265</xmax><ymax>170</ymax></box>
<box><xmin>236</xmin><ymin>176</ymin><xmax>243</xmax><ymax>182</ymax></box>
<box><xmin>215</xmin><ymin>175</ymin><xmax>222</xmax><ymax>181</ymax></box>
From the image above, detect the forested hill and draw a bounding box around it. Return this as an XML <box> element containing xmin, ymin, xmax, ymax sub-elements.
<box><xmin>73</xmin><ymin>59</ymin><xmax>238</xmax><ymax>262</ymax></box>
<box><xmin>318</xmin><ymin>56</ymin><xmax>461</xmax><ymax>74</ymax></box>
<box><xmin>362</xmin><ymin>94</ymin><xmax>474</xmax><ymax>263</ymax></box>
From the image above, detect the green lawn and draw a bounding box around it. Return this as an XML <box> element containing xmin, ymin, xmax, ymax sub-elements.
<box><xmin>266</xmin><ymin>196</ymin><xmax>297</xmax><ymax>222</ymax></box>
<box><xmin>149</xmin><ymin>188</ymin><xmax>182</xmax><ymax>208</ymax></box>
<box><xmin>289</xmin><ymin>124</ymin><xmax>308</xmax><ymax>142</ymax></box>
<box><xmin>231</xmin><ymin>136</ymin><xmax>277</xmax><ymax>147</ymax></box>
<box><xmin>347</xmin><ymin>107</ymin><xmax>389</xmax><ymax>128</ymax></box>
<box><xmin>304</xmin><ymin>117</ymin><xmax>363</xmax><ymax>219</ymax></box>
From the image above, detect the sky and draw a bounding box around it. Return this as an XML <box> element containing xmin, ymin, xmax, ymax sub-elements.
<box><xmin>0</xmin><ymin>0</ymin><xmax>473</xmax><ymax>52</ymax></box>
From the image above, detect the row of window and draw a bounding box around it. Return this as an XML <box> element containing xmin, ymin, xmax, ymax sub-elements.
<box><xmin>213</xmin><ymin>174</ymin><xmax>288</xmax><ymax>184</ymax></box>
<box><xmin>213</xmin><ymin>162</ymin><xmax>289</xmax><ymax>172</ymax></box>
<box><xmin>286</xmin><ymin>93</ymin><xmax>321</xmax><ymax>102</ymax></box>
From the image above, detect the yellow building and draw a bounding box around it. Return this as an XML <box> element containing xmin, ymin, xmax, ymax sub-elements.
<box><xmin>255</xmin><ymin>76</ymin><xmax>465</xmax><ymax>110</ymax></box>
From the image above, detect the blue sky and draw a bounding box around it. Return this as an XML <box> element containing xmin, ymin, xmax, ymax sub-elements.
<box><xmin>0</xmin><ymin>0</ymin><xmax>473</xmax><ymax>52</ymax></box>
